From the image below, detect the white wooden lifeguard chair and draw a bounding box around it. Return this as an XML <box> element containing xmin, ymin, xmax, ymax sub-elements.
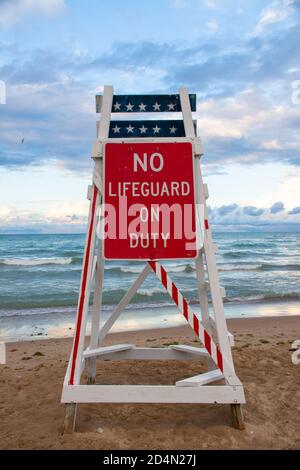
<box><xmin>61</xmin><ymin>86</ymin><xmax>245</xmax><ymax>433</ymax></box>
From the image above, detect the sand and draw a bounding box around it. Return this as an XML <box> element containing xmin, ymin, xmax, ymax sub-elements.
<box><xmin>0</xmin><ymin>315</ymin><xmax>300</xmax><ymax>450</ymax></box>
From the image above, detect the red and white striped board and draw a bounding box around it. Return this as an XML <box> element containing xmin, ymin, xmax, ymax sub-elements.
<box><xmin>148</xmin><ymin>261</ymin><xmax>240</xmax><ymax>384</ymax></box>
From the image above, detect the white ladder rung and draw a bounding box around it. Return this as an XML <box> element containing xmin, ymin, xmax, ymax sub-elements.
<box><xmin>176</xmin><ymin>369</ymin><xmax>224</xmax><ymax>387</ymax></box>
<box><xmin>83</xmin><ymin>344</ymin><xmax>134</xmax><ymax>359</ymax></box>
<box><xmin>170</xmin><ymin>344</ymin><xmax>208</xmax><ymax>357</ymax></box>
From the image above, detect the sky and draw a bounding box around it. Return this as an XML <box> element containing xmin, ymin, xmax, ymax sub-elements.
<box><xmin>0</xmin><ymin>0</ymin><xmax>299</xmax><ymax>233</ymax></box>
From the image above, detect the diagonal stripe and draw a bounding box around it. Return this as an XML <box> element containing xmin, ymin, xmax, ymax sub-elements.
<box><xmin>161</xmin><ymin>266</ymin><xmax>167</xmax><ymax>288</ymax></box>
<box><xmin>193</xmin><ymin>314</ymin><xmax>199</xmax><ymax>336</ymax></box>
<box><xmin>183</xmin><ymin>297</ymin><xmax>189</xmax><ymax>320</ymax></box>
<box><xmin>204</xmin><ymin>330</ymin><xmax>212</xmax><ymax>355</ymax></box>
<box><xmin>172</xmin><ymin>283</ymin><xmax>178</xmax><ymax>305</ymax></box>
<box><xmin>148</xmin><ymin>260</ymin><xmax>233</xmax><ymax>379</ymax></box>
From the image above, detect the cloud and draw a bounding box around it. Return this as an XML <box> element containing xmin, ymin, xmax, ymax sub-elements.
<box><xmin>1</xmin><ymin>198</ymin><xmax>299</xmax><ymax>233</ymax></box>
<box><xmin>261</xmin><ymin>140</ymin><xmax>282</xmax><ymax>150</ymax></box>
<box><xmin>169</xmin><ymin>0</ymin><xmax>188</xmax><ymax>7</ymax></box>
<box><xmin>0</xmin><ymin>0</ymin><xmax>64</xmax><ymax>28</ymax></box>
<box><xmin>270</xmin><ymin>201</ymin><xmax>285</xmax><ymax>214</ymax></box>
<box><xmin>243</xmin><ymin>206</ymin><xmax>265</xmax><ymax>217</ymax></box>
<box><xmin>0</xmin><ymin>2</ymin><xmax>299</xmax><ymax>171</ymax></box>
<box><xmin>217</xmin><ymin>204</ymin><xmax>238</xmax><ymax>216</ymax></box>
<box><xmin>288</xmin><ymin>206</ymin><xmax>300</xmax><ymax>215</ymax></box>
<box><xmin>203</xmin><ymin>0</ymin><xmax>217</xmax><ymax>8</ymax></box>
<box><xmin>207</xmin><ymin>201</ymin><xmax>300</xmax><ymax>232</ymax></box>
<box><xmin>253</xmin><ymin>0</ymin><xmax>298</xmax><ymax>36</ymax></box>
<box><xmin>206</xmin><ymin>20</ymin><xmax>219</xmax><ymax>32</ymax></box>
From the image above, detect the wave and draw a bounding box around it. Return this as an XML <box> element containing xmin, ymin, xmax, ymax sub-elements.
<box><xmin>105</xmin><ymin>264</ymin><xmax>196</xmax><ymax>275</ymax></box>
<box><xmin>1</xmin><ymin>292</ymin><xmax>300</xmax><ymax>318</ymax></box>
<box><xmin>219</xmin><ymin>264</ymin><xmax>260</xmax><ymax>272</ymax></box>
<box><xmin>0</xmin><ymin>257</ymin><xmax>72</xmax><ymax>266</ymax></box>
<box><xmin>105</xmin><ymin>265</ymin><xmax>143</xmax><ymax>274</ymax></box>
<box><xmin>225</xmin><ymin>293</ymin><xmax>300</xmax><ymax>303</ymax></box>
<box><xmin>259</xmin><ymin>263</ymin><xmax>300</xmax><ymax>272</ymax></box>
<box><xmin>222</xmin><ymin>250</ymin><xmax>272</xmax><ymax>258</ymax></box>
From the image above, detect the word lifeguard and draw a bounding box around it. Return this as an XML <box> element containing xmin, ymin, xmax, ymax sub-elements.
<box><xmin>108</xmin><ymin>180</ymin><xmax>190</xmax><ymax>198</ymax></box>
<box><xmin>104</xmin><ymin>141</ymin><xmax>196</xmax><ymax>259</ymax></box>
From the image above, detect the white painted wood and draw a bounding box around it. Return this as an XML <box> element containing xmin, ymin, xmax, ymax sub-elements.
<box><xmin>194</xmin><ymin>156</ymin><xmax>212</xmax><ymax>335</ymax></box>
<box><xmin>84</xmin><ymin>344</ymin><xmax>134</xmax><ymax>359</ymax></box>
<box><xmin>193</xmin><ymin>137</ymin><xmax>203</xmax><ymax>156</ymax></box>
<box><xmin>92</xmin><ymin>158</ymin><xmax>103</xmax><ymax>193</ymax></box>
<box><xmin>95</xmin><ymin>95</ymin><xmax>103</xmax><ymax>113</ymax></box>
<box><xmin>170</xmin><ymin>344</ymin><xmax>207</xmax><ymax>357</ymax></box>
<box><xmin>98</xmin><ymin>264</ymin><xmax>151</xmax><ymax>343</ymax></box>
<box><xmin>98</xmin><ymin>86</ymin><xmax>113</xmax><ymax>140</ymax></box>
<box><xmin>197</xmin><ymin>162</ymin><xmax>236</xmax><ymax>378</ymax></box>
<box><xmin>195</xmin><ymin>256</ymin><xmax>211</xmax><ymax>333</ymax></box>
<box><xmin>176</xmin><ymin>369</ymin><xmax>224</xmax><ymax>387</ymax></box>
<box><xmin>89</xmin><ymin>162</ymin><xmax>104</xmax><ymax>348</ymax></box>
<box><xmin>92</xmin><ymin>139</ymin><xmax>102</xmax><ymax>159</ymax></box>
<box><xmin>88</xmin><ymin>244</ymin><xmax>105</xmax><ymax>381</ymax></box>
<box><xmin>87</xmin><ymin>185</ymin><xmax>93</xmax><ymax>201</ymax></box>
<box><xmin>0</xmin><ymin>342</ymin><xmax>6</xmax><ymax>364</ymax></box>
<box><xmin>220</xmin><ymin>286</ymin><xmax>226</xmax><ymax>298</ymax></box>
<box><xmin>203</xmin><ymin>183</ymin><xmax>209</xmax><ymax>199</ymax></box>
<box><xmin>89</xmin><ymin>250</ymin><xmax>104</xmax><ymax>350</ymax></box>
<box><xmin>62</xmin><ymin>384</ymin><xmax>246</xmax><ymax>404</ymax></box>
<box><xmin>63</xmin><ymin>353</ymin><xmax>72</xmax><ymax>386</ymax></box>
<box><xmin>86</xmin><ymin>347</ymin><xmax>208</xmax><ymax>361</ymax></box>
<box><xmin>179</xmin><ymin>87</ymin><xmax>196</xmax><ymax>138</ymax></box>
<box><xmin>212</xmin><ymin>243</ymin><xmax>218</xmax><ymax>253</ymax></box>
<box><xmin>208</xmin><ymin>317</ymin><xmax>234</xmax><ymax>346</ymax></box>
<box><xmin>70</xmin><ymin>187</ymin><xmax>100</xmax><ymax>385</ymax></box>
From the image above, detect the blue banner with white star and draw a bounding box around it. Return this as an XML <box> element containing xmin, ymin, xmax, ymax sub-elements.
<box><xmin>108</xmin><ymin>120</ymin><xmax>196</xmax><ymax>138</ymax></box>
<box><xmin>96</xmin><ymin>94</ymin><xmax>196</xmax><ymax>113</ymax></box>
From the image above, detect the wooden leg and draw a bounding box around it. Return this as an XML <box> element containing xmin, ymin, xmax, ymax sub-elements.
<box><xmin>87</xmin><ymin>358</ymin><xmax>96</xmax><ymax>384</ymax></box>
<box><xmin>230</xmin><ymin>404</ymin><xmax>245</xmax><ymax>430</ymax></box>
<box><xmin>63</xmin><ymin>403</ymin><xmax>77</xmax><ymax>434</ymax></box>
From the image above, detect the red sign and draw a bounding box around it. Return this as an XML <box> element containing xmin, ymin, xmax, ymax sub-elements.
<box><xmin>103</xmin><ymin>142</ymin><xmax>197</xmax><ymax>260</ymax></box>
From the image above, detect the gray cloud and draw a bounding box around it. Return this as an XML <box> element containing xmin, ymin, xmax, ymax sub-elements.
<box><xmin>0</xmin><ymin>3</ymin><xmax>300</xmax><ymax>170</ymax></box>
<box><xmin>288</xmin><ymin>206</ymin><xmax>300</xmax><ymax>215</ymax></box>
<box><xmin>243</xmin><ymin>206</ymin><xmax>265</xmax><ymax>217</ymax></box>
<box><xmin>270</xmin><ymin>201</ymin><xmax>285</xmax><ymax>214</ymax></box>
<box><xmin>217</xmin><ymin>204</ymin><xmax>238</xmax><ymax>216</ymax></box>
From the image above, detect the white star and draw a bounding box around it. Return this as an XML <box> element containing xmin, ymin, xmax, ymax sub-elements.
<box><xmin>126</xmin><ymin>102</ymin><xmax>134</xmax><ymax>111</ymax></box>
<box><xmin>169</xmin><ymin>126</ymin><xmax>177</xmax><ymax>134</ymax></box>
<box><xmin>113</xmin><ymin>102</ymin><xmax>121</xmax><ymax>111</ymax></box>
<box><xmin>139</xmin><ymin>125</ymin><xmax>148</xmax><ymax>134</ymax></box>
<box><xmin>167</xmin><ymin>103</ymin><xmax>176</xmax><ymax>111</ymax></box>
<box><xmin>112</xmin><ymin>125</ymin><xmax>121</xmax><ymax>134</ymax></box>
<box><xmin>126</xmin><ymin>125</ymin><xmax>134</xmax><ymax>133</ymax></box>
<box><xmin>153</xmin><ymin>102</ymin><xmax>161</xmax><ymax>111</ymax></box>
<box><xmin>153</xmin><ymin>125</ymin><xmax>161</xmax><ymax>134</ymax></box>
<box><xmin>139</xmin><ymin>102</ymin><xmax>147</xmax><ymax>111</ymax></box>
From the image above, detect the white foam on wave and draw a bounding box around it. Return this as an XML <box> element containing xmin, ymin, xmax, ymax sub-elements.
<box><xmin>1</xmin><ymin>257</ymin><xmax>72</xmax><ymax>266</ymax></box>
<box><xmin>219</xmin><ymin>264</ymin><xmax>260</xmax><ymax>272</ymax></box>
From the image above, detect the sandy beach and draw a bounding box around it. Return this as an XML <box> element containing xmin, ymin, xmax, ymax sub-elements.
<box><xmin>1</xmin><ymin>315</ymin><xmax>300</xmax><ymax>450</ymax></box>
